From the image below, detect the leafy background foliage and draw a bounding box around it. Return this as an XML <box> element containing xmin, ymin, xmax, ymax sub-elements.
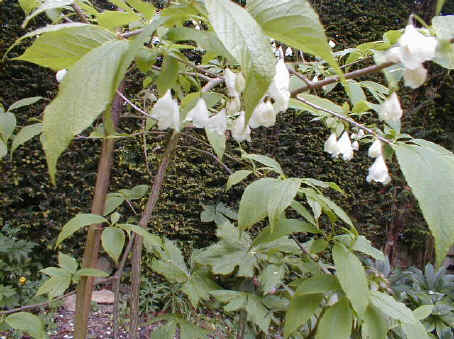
<box><xmin>1</xmin><ymin>0</ymin><xmax>454</xmax><ymax>273</ymax></box>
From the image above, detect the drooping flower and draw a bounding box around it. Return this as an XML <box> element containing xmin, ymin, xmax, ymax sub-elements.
<box><xmin>398</xmin><ymin>25</ymin><xmax>437</xmax><ymax>70</ymax></box>
<box><xmin>249</xmin><ymin>101</ymin><xmax>276</xmax><ymax>128</ymax></box>
<box><xmin>206</xmin><ymin>110</ymin><xmax>227</xmax><ymax>135</ymax></box>
<box><xmin>226</xmin><ymin>95</ymin><xmax>241</xmax><ymax>115</ymax></box>
<box><xmin>268</xmin><ymin>59</ymin><xmax>290</xmax><ymax>113</ymax></box>
<box><xmin>337</xmin><ymin>132</ymin><xmax>354</xmax><ymax>161</ymax></box>
<box><xmin>285</xmin><ymin>47</ymin><xmax>293</xmax><ymax>57</ymax></box>
<box><xmin>379</xmin><ymin>93</ymin><xmax>403</xmax><ymax>123</ymax></box>
<box><xmin>224</xmin><ymin>69</ymin><xmax>239</xmax><ymax>98</ymax></box>
<box><xmin>230</xmin><ymin>111</ymin><xmax>251</xmax><ymax>142</ymax></box>
<box><xmin>324</xmin><ymin>133</ymin><xmax>341</xmax><ymax>158</ymax></box>
<box><xmin>151</xmin><ymin>90</ymin><xmax>181</xmax><ymax>131</ymax></box>
<box><xmin>185</xmin><ymin>98</ymin><xmax>209</xmax><ymax>128</ymax></box>
<box><xmin>56</xmin><ymin>69</ymin><xmax>67</xmax><ymax>83</ymax></box>
<box><xmin>403</xmin><ymin>67</ymin><xmax>427</xmax><ymax>89</ymax></box>
<box><xmin>329</xmin><ymin>40</ymin><xmax>336</xmax><ymax>48</ymax></box>
<box><xmin>368</xmin><ymin>139</ymin><xmax>383</xmax><ymax>158</ymax></box>
<box><xmin>352</xmin><ymin>140</ymin><xmax>359</xmax><ymax>151</ymax></box>
<box><xmin>366</xmin><ymin>155</ymin><xmax>391</xmax><ymax>185</ymax></box>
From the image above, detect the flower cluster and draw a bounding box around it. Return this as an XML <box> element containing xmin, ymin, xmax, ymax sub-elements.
<box><xmin>324</xmin><ymin>132</ymin><xmax>358</xmax><ymax>161</ymax></box>
<box><xmin>386</xmin><ymin>24</ymin><xmax>438</xmax><ymax>88</ymax></box>
<box><xmin>149</xmin><ymin>56</ymin><xmax>290</xmax><ymax>143</ymax></box>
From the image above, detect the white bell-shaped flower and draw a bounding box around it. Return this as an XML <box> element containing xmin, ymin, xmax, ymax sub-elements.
<box><xmin>224</xmin><ymin>69</ymin><xmax>239</xmax><ymax>98</ymax></box>
<box><xmin>56</xmin><ymin>69</ymin><xmax>67</xmax><ymax>83</ymax></box>
<box><xmin>268</xmin><ymin>59</ymin><xmax>290</xmax><ymax>113</ymax></box>
<box><xmin>151</xmin><ymin>90</ymin><xmax>181</xmax><ymax>131</ymax></box>
<box><xmin>352</xmin><ymin>140</ymin><xmax>359</xmax><ymax>151</ymax></box>
<box><xmin>227</xmin><ymin>95</ymin><xmax>241</xmax><ymax>115</ymax></box>
<box><xmin>379</xmin><ymin>93</ymin><xmax>403</xmax><ymax>123</ymax></box>
<box><xmin>285</xmin><ymin>47</ymin><xmax>293</xmax><ymax>57</ymax></box>
<box><xmin>231</xmin><ymin>111</ymin><xmax>251</xmax><ymax>142</ymax></box>
<box><xmin>398</xmin><ymin>25</ymin><xmax>437</xmax><ymax>70</ymax></box>
<box><xmin>206</xmin><ymin>110</ymin><xmax>227</xmax><ymax>135</ymax></box>
<box><xmin>324</xmin><ymin>133</ymin><xmax>341</xmax><ymax>158</ymax></box>
<box><xmin>368</xmin><ymin>139</ymin><xmax>383</xmax><ymax>158</ymax></box>
<box><xmin>366</xmin><ymin>155</ymin><xmax>391</xmax><ymax>185</ymax></box>
<box><xmin>185</xmin><ymin>98</ymin><xmax>209</xmax><ymax>128</ymax></box>
<box><xmin>338</xmin><ymin>132</ymin><xmax>354</xmax><ymax>161</ymax></box>
<box><xmin>249</xmin><ymin>101</ymin><xmax>276</xmax><ymax>128</ymax></box>
<box><xmin>329</xmin><ymin>40</ymin><xmax>336</xmax><ymax>48</ymax></box>
<box><xmin>404</xmin><ymin>67</ymin><xmax>427</xmax><ymax>89</ymax></box>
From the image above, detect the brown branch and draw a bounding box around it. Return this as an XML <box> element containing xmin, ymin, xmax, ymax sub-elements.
<box><xmin>295</xmin><ymin>96</ymin><xmax>392</xmax><ymax>145</ymax></box>
<box><xmin>71</xmin><ymin>3</ymin><xmax>89</xmax><ymax>23</ymax></box>
<box><xmin>74</xmin><ymin>83</ymin><xmax>124</xmax><ymax>339</ymax></box>
<box><xmin>291</xmin><ymin>61</ymin><xmax>396</xmax><ymax>97</ymax></box>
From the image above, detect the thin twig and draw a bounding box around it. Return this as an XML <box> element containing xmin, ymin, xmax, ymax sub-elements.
<box><xmin>202</xmin><ymin>78</ymin><xmax>223</xmax><ymax>92</ymax></box>
<box><xmin>173</xmin><ymin>56</ymin><xmax>219</xmax><ymax>78</ymax></box>
<box><xmin>181</xmin><ymin>146</ymin><xmax>233</xmax><ymax>174</ymax></box>
<box><xmin>116</xmin><ymin>90</ymin><xmax>153</xmax><ymax>118</ymax></box>
<box><xmin>120</xmin><ymin>29</ymin><xmax>144</xmax><ymax>39</ymax></box>
<box><xmin>291</xmin><ymin>61</ymin><xmax>396</xmax><ymax>97</ymax></box>
<box><xmin>288</xmin><ymin>67</ymin><xmax>313</xmax><ymax>87</ymax></box>
<box><xmin>71</xmin><ymin>3</ymin><xmax>89</xmax><ymax>23</ymax></box>
<box><xmin>295</xmin><ymin>96</ymin><xmax>392</xmax><ymax>145</ymax></box>
<box><xmin>290</xmin><ymin>234</ymin><xmax>332</xmax><ymax>275</ymax></box>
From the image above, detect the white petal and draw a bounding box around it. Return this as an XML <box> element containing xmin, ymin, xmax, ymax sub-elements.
<box><xmin>151</xmin><ymin>90</ymin><xmax>180</xmax><ymax>131</ymax></box>
<box><xmin>329</xmin><ymin>40</ymin><xmax>336</xmax><ymax>48</ymax></box>
<box><xmin>379</xmin><ymin>93</ymin><xmax>403</xmax><ymax>122</ymax></box>
<box><xmin>206</xmin><ymin>110</ymin><xmax>227</xmax><ymax>135</ymax></box>
<box><xmin>399</xmin><ymin>25</ymin><xmax>437</xmax><ymax>69</ymax></box>
<box><xmin>403</xmin><ymin>66</ymin><xmax>427</xmax><ymax>89</ymax></box>
<box><xmin>250</xmin><ymin>101</ymin><xmax>276</xmax><ymax>128</ymax></box>
<box><xmin>231</xmin><ymin>112</ymin><xmax>251</xmax><ymax>142</ymax></box>
<box><xmin>185</xmin><ymin>98</ymin><xmax>209</xmax><ymax>128</ymax></box>
<box><xmin>226</xmin><ymin>96</ymin><xmax>241</xmax><ymax>115</ymax></box>
<box><xmin>224</xmin><ymin>69</ymin><xmax>238</xmax><ymax>98</ymax></box>
<box><xmin>366</xmin><ymin>156</ymin><xmax>391</xmax><ymax>185</ymax></box>
<box><xmin>56</xmin><ymin>69</ymin><xmax>67</xmax><ymax>83</ymax></box>
<box><xmin>268</xmin><ymin>59</ymin><xmax>290</xmax><ymax>113</ymax></box>
<box><xmin>368</xmin><ymin>139</ymin><xmax>382</xmax><ymax>158</ymax></box>
<box><xmin>324</xmin><ymin>133</ymin><xmax>340</xmax><ymax>157</ymax></box>
<box><xmin>338</xmin><ymin>132</ymin><xmax>354</xmax><ymax>161</ymax></box>
<box><xmin>352</xmin><ymin>140</ymin><xmax>359</xmax><ymax>151</ymax></box>
<box><xmin>285</xmin><ymin>47</ymin><xmax>293</xmax><ymax>56</ymax></box>
<box><xmin>276</xmin><ymin>46</ymin><xmax>284</xmax><ymax>58</ymax></box>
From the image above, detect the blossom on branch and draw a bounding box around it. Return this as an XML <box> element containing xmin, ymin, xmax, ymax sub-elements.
<box><xmin>206</xmin><ymin>110</ymin><xmax>227</xmax><ymax>136</ymax></box>
<box><xmin>151</xmin><ymin>90</ymin><xmax>181</xmax><ymax>131</ymax></box>
<box><xmin>268</xmin><ymin>59</ymin><xmax>290</xmax><ymax>113</ymax></box>
<box><xmin>185</xmin><ymin>98</ymin><xmax>209</xmax><ymax>128</ymax></box>
<box><xmin>366</xmin><ymin>155</ymin><xmax>391</xmax><ymax>185</ymax></box>
<box><xmin>379</xmin><ymin>93</ymin><xmax>402</xmax><ymax>123</ymax></box>
<box><xmin>368</xmin><ymin>139</ymin><xmax>383</xmax><ymax>158</ymax></box>
<box><xmin>249</xmin><ymin>100</ymin><xmax>276</xmax><ymax>128</ymax></box>
<box><xmin>231</xmin><ymin>111</ymin><xmax>251</xmax><ymax>142</ymax></box>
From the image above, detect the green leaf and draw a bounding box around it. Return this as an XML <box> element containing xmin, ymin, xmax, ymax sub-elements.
<box><xmin>152</xmin><ymin>239</ymin><xmax>189</xmax><ymax>283</ymax></box>
<box><xmin>238</xmin><ymin>178</ymin><xmax>278</xmax><ymax>230</ymax></box>
<box><xmin>36</xmin><ymin>274</ymin><xmax>71</xmax><ymax>298</ymax></box>
<box><xmin>42</xmin><ymin>40</ymin><xmax>130</xmax><ymax>183</ymax></box>
<box><xmin>156</xmin><ymin>55</ymin><xmax>179</xmax><ymax>97</ymax></box>
<box><xmin>7</xmin><ymin>96</ymin><xmax>43</xmax><ymax>111</ymax></box>
<box><xmin>290</xmin><ymin>200</ymin><xmax>317</xmax><ymax>225</ymax></box>
<box><xmin>254</xmin><ymin>218</ymin><xmax>319</xmax><ymax>246</ymax></box>
<box><xmin>23</xmin><ymin>0</ymin><xmax>73</xmax><ymax>27</ymax></box>
<box><xmin>11</xmin><ymin>123</ymin><xmax>43</xmax><ymax>155</ymax></box>
<box><xmin>432</xmin><ymin>16</ymin><xmax>454</xmax><ymax>69</ymax></box>
<box><xmin>40</xmin><ymin>267</ymin><xmax>68</xmax><ymax>277</ymax></box>
<box><xmin>0</xmin><ymin>140</ymin><xmax>7</xmax><ymax>159</ymax></box>
<box><xmin>352</xmin><ymin>235</ymin><xmax>385</xmax><ymax>261</ymax></box>
<box><xmin>15</xmin><ymin>24</ymin><xmax>115</xmax><ymax>71</ymax></box>
<box><xmin>6</xmin><ymin>312</ymin><xmax>46</xmax><ymax>339</ymax></box>
<box><xmin>311</xmin><ymin>192</ymin><xmax>354</xmax><ymax>228</ymax></box>
<box><xmin>395</xmin><ymin>139</ymin><xmax>454</xmax><ymax>266</ymax></box>
<box><xmin>295</xmin><ymin>274</ymin><xmax>341</xmax><ymax>296</ymax></box>
<box><xmin>362</xmin><ymin>305</ymin><xmax>388</xmax><ymax>339</ymax></box>
<box><xmin>369</xmin><ymin>290</ymin><xmax>417</xmax><ymax>324</ymax></box>
<box><xmin>0</xmin><ymin>112</ymin><xmax>16</xmax><ymax>142</ymax></box>
<box><xmin>18</xmin><ymin>0</ymin><xmax>40</xmax><ymax>15</ymax></box>
<box><xmin>205</xmin><ymin>0</ymin><xmax>275</xmax><ymax>121</ymax></box>
<box><xmin>316</xmin><ymin>298</ymin><xmax>353</xmax><ymax>339</ymax></box>
<box><xmin>125</xmin><ymin>0</ymin><xmax>155</xmax><ymax>20</ymax></box>
<box><xmin>104</xmin><ymin>194</ymin><xmax>124</xmax><ymax>216</ymax></box>
<box><xmin>259</xmin><ymin>264</ymin><xmax>285</xmax><ymax>294</ymax></box>
<box><xmin>181</xmin><ymin>270</ymin><xmax>219</xmax><ymax>308</ymax></box>
<box><xmin>151</xmin><ymin>321</ymin><xmax>177</xmax><ymax>339</ymax></box>
<box><xmin>226</xmin><ymin>170</ymin><xmax>252</xmax><ymax>191</ymax></box>
<box><xmin>242</xmin><ymin>153</ymin><xmax>284</xmax><ymax>175</ymax></box>
<box><xmin>97</xmin><ymin>10</ymin><xmax>141</xmax><ymax>31</ymax></box>
<box><xmin>193</xmin><ymin>222</ymin><xmax>256</xmax><ymax>277</ymax></box>
<box><xmin>333</xmin><ymin>244</ymin><xmax>369</xmax><ymax>317</ymax></box>
<box><xmin>401</xmin><ymin>321</ymin><xmax>430</xmax><ymax>339</ymax></box>
<box><xmin>284</xmin><ymin>294</ymin><xmax>323</xmax><ymax>338</ymax></box>
<box><xmin>267</xmin><ymin>178</ymin><xmax>301</xmax><ymax>231</ymax></box>
<box><xmin>248</xmin><ymin>0</ymin><xmax>342</xmax><ymax>76</ymax></box>
<box><xmin>413</xmin><ymin>305</ymin><xmax>434</xmax><ymax>320</ymax></box>
<box><xmin>56</xmin><ymin>213</ymin><xmax>107</xmax><ymax>246</ymax></box>
<box><xmin>74</xmin><ymin>268</ymin><xmax>109</xmax><ymax>279</ymax></box>
<box><xmin>205</xmin><ymin>128</ymin><xmax>226</xmax><ymax>161</ymax></box>
<box><xmin>117</xmin><ymin>223</ymin><xmax>162</xmax><ymax>250</ymax></box>
<box><xmin>58</xmin><ymin>252</ymin><xmax>78</xmax><ymax>273</ymax></box>
<box><xmin>347</xmin><ymin>80</ymin><xmax>366</xmax><ymax>105</ymax></box>
<box><xmin>436</xmin><ymin>0</ymin><xmax>447</xmax><ymax>14</ymax></box>
<box><xmin>102</xmin><ymin>227</ymin><xmax>125</xmax><ymax>264</ymax></box>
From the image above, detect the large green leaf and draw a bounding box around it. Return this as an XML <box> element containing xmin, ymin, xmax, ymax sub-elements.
<box><xmin>332</xmin><ymin>244</ymin><xmax>369</xmax><ymax>317</ymax></box>
<box><xmin>97</xmin><ymin>11</ymin><xmax>141</xmax><ymax>31</ymax></box>
<box><xmin>267</xmin><ymin>178</ymin><xmax>301</xmax><ymax>231</ymax></box>
<box><xmin>56</xmin><ymin>213</ymin><xmax>107</xmax><ymax>246</ymax></box>
<box><xmin>152</xmin><ymin>239</ymin><xmax>190</xmax><ymax>283</ymax></box>
<box><xmin>58</xmin><ymin>252</ymin><xmax>78</xmax><ymax>273</ymax></box>
<box><xmin>315</xmin><ymin>298</ymin><xmax>353</xmax><ymax>339</ymax></box>
<box><xmin>7</xmin><ymin>96</ymin><xmax>43</xmax><ymax>112</ymax></box>
<box><xmin>259</xmin><ymin>263</ymin><xmax>285</xmax><ymax>294</ymax></box>
<box><xmin>181</xmin><ymin>270</ymin><xmax>219</xmax><ymax>308</ymax></box>
<box><xmin>15</xmin><ymin>25</ymin><xmax>115</xmax><ymax>70</ymax></box>
<box><xmin>295</xmin><ymin>274</ymin><xmax>341</xmax><ymax>296</ymax></box>
<box><xmin>206</xmin><ymin>128</ymin><xmax>226</xmax><ymax>161</ymax></box>
<box><xmin>361</xmin><ymin>305</ymin><xmax>388</xmax><ymax>339</ymax></box>
<box><xmin>102</xmin><ymin>227</ymin><xmax>125</xmax><ymax>264</ymax></box>
<box><xmin>205</xmin><ymin>0</ymin><xmax>275</xmax><ymax>121</ymax></box>
<box><xmin>395</xmin><ymin>139</ymin><xmax>454</xmax><ymax>266</ymax></box>
<box><xmin>0</xmin><ymin>112</ymin><xmax>16</xmax><ymax>142</ymax></box>
<box><xmin>248</xmin><ymin>0</ymin><xmax>341</xmax><ymax>75</ymax></box>
<box><xmin>436</xmin><ymin>0</ymin><xmax>447</xmax><ymax>14</ymax></box>
<box><xmin>253</xmin><ymin>218</ymin><xmax>319</xmax><ymax>246</ymax></box>
<box><xmin>42</xmin><ymin>40</ymin><xmax>129</xmax><ymax>183</ymax></box>
<box><xmin>226</xmin><ymin>170</ymin><xmax>252</xmax><ymax>191</ymax></box>
<box><xmin>284</xmin><ymin>294</ymin><xmax>323</xmax><ymax>338</ymax></box>
<box><xmin>401</xmin><ymin>321</ymin><xmax>430</xmax><ymax>339</ymax></box>
<box><xmin>11</xmin><ymin>123</ymin><xmax>42</xmax><ymax>155</ymax></box>
<box><xmin>36</xmin><ymin>273</ymin><xmax>72</xmax><ymax>298</ymax></box>
<box><xmin>6</xmin><ymin>312</ymin><xmax>46</xmax><ymax>339</ymax></box>
<box><xmin>369</xmin><ymin>290</ymin><xmax>417</xmax><ymax>324</ymax></box>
